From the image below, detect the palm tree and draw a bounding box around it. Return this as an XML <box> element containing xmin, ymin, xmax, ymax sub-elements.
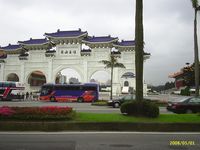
<box><xmin>191</xmin><ymin>0</ymin><xmax>200</xmax><ymax>97</ymax></box>
<box><xmin>100</xmin><ymin>54</ymin><xmax>125</xmax><ymax>100</ymax></box>
<box><xmin>135</xmin><ymin>0</ymin><xmax>144</xmax><ymax>101</ymax></box>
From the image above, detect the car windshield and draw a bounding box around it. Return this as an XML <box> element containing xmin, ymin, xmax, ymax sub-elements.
<box><xmin>188</xmin><ymin>97</ymin><xmax>200</xmax><ymax>103</ymax></box>
<box><xmin>123</xmin><ymin>95</ymin><xmax>135</xmax><ymax>100</ymax></box>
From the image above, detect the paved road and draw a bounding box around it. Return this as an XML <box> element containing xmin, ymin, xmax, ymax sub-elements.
<box><xmin>0</xmin><ymin>132</ymin><xmax>199</xmax><ymax>150</ymax></box>
<box><xmin>146</xmin><ymin>94</ymin><xmax>191</xmax><ymax>101</ymax></box>
<box><xmin>0</xmin><ymin>100</ymin><xmax>171</xmax><ymax>114</ymax></box>
<box><xmin>0</xmin><ymin>94</ymin><xmax>187</xmax><ymax>114</ymax></box>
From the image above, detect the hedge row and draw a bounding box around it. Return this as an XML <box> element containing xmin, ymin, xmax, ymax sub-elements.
<box><xmin>0</xmin><ymin>106</ymin><xmax>75</xmax><ymax>121</ymax></box>
<box><xmin>0</xmin><ymin>122</ymin><xmax>200</xmax><ymax>132</ymax></box>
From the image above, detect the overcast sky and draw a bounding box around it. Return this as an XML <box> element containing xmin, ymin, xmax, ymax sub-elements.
<box><xmin>0</xmin><ymin>0</ymin><xmax>199</xmax><ymax>85</ymax></box>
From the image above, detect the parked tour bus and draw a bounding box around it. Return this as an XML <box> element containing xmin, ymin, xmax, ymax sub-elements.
<box><xmin>40</xmin><ymin>83</ymin><xmax>99</xmax><ymax>102</ymax></box>
<box><xmin>0</xmin><ymin>81</ymin><xmax>25</xmax><ymax>101</ymax></box>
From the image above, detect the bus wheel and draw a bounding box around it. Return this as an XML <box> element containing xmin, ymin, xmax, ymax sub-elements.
<box><xmin>50</xmin><ymin>97</ymin><xmax>56</xmax><ymax>102</ymax></box>
<box><xmin>77</xmin><ymin>97</ymin><xmax>84</xmax><ymax>103</ymax></box>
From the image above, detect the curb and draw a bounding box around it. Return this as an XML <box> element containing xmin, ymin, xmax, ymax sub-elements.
<box><xmin>0</xmin><ymin>122</ymin><xmax>200</xmax><ymax>132</ymax></box>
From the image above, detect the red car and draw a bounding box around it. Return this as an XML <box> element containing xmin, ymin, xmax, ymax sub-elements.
<box><xmin>167</xmin><ymin>97</ymin><xmax>200</xmax><ymax>114</ymax></box>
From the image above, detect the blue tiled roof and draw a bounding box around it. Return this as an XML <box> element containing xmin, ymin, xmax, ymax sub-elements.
<box><xmin>45</xmin><ymin>29</ymin><xmax>87</xmax><ymax>38</ymax></box>
<box><xmin>18</xmin><ymin>38</ymin><xmax>49</xmax><ymax>45</ymax></box>
<box><xmin>83</xmin><ymin>36</ymin><xmax>118</xmax><ymax>43</ymax></box>
<box><xmin>115</xmin><ymin>40</ymin><xmax>135</xmax><ymax>46</ymax></box>
<box><xmin>0</xmin><ymin>44</ymin><xmax>21</xmax><ymax>50</ymax></box>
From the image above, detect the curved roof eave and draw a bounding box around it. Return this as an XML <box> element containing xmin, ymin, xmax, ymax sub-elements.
<box><xmin>3</xmin><ymin>48</ymin><xmax>22</xmax><ymax>51</ymax></box>
<box><xmin>113</xmin><ymin>44</ymin><xmax>135</xmax><ymax>48</ymax></box>
<box><xmin>82</xmin><ymin>39</ymin><xmax>118</xmax><ymax>44</ymax></box>
<box><xmin>45</xmin><ymin>33</ymin><xmax>88</xmax><ymax>39</ymax></box>
<box><xmin>18</xmin><ymin>42</ymin><xmax>49</xmax><ymax>46</ymax></box>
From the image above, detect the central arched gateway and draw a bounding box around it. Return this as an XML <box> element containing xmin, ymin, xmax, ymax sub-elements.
<box><xmin>27</xmin><ymin>71</ymin><xmax>47</xmax><ymax>91</ymax></box>
<box><xmin>54</xmin><ymin>67</ymin><xmax>83</xmax><ymax>84</ymax></box>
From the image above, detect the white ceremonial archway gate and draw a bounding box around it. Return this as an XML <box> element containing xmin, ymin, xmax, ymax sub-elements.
<box><xmin>0</xmin><ymin>29</ymin><xmax>150</xmax><ymax>95</ymax></box>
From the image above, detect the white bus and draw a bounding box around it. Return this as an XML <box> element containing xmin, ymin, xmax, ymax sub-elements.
<box><xmin>0</xmin><ymin>81</ymin><xmax>25</xmax><ymax>101</ymax></box>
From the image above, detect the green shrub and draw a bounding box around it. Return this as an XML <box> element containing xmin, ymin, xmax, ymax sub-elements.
<box><xmin>121</xmin><ymin>102</ymin><xmax>133</xmax><ymax>114</ymax></box>
<box><xmin>142</xmin><ymin>101</ymin><xmax>159</xmax><ymax>118</ymax></box>
<box><xmin>91</xmin><ymin>100</ymin><xmax>108</xmax><ymax>106</ymax></box>
<box><xmin>120</xmin><ymin>100</ymin><xmax>159</xmax><ymax>118</ymax></box>
<box><xmin>180</xmin><ymin>87</ymin><xmax>190</xmax><ymax>96</ymax></box>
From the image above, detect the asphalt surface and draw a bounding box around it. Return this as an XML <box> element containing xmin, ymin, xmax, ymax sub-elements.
<box><xmin>0</xmin><ymin>132</ymin><xmax>199</xmax><ymax>150</ymax></box>
<box><xmin>1</xmin><ymin>94</ymin><xmax>186</xmax><ymax>114</ymax></box>
<box><xmin>0</xmin><ymin>100</ymin><xmax>171</xmax><ymax>114</ymax></box>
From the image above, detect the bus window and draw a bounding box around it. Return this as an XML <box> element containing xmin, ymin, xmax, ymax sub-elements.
<box><xmin>10</xmin><ymin>83</ymin><xmax>15</xmax><ymax>87</ymax></box>
<box><xmin>40</xmin><ymin>86</ymin><xmax>53</xmax><ymax>96</ymax></box>
<box><xmin>83</xmin><ymin>86</ymin><xmax>96</xmax><ymax>91</ymax></box>
<box><xmin>0</xmin><ymin>89</ymin><xmax>5</xmax><ymax>95</ymax></box>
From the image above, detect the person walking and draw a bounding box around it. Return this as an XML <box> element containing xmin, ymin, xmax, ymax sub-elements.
<box><xmin>25</xmin><ymin>92</ymin><xmax>29</xmax><ymax>100</ymax></box>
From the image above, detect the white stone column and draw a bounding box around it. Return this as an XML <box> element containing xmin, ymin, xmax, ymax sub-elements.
<box><xmin>83</xmin><ymin>61</ymin><xmax>88</xmax><ymax>83</ymax></box>
<box><xmin>112</xmin><ymin>68</ymin><xmax>121</xmax><ymax>96</ymax></box>
<box><xmin>20</xmin><ymin>61</ymin><xmax>30</xmax><ymax>92</ymax></box>
<box><xmin>20</xmin><ymin>62</ymin><xmax>25</xmax><ymax>83</ymax></box>
<box><xmin>0</xmin><ymin>63</ymin><xmax>4</xmax><ymax>81</ymax></box>
<box><xmin>47</xmin><ymin>58</ymin><xmax>53</xmax><ymax>83</ymax></box>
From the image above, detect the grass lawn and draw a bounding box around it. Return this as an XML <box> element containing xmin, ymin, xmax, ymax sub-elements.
<box><xmin>75</xmin><ymin>113</ymin><xmax>200</xmax><ymax>123</ymax></box>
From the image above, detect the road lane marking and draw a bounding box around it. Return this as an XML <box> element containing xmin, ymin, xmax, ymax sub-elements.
<box><xmin>0</xmin><ymin>132</ymin><xmax>200</xmax><ymax>135</ymax></box>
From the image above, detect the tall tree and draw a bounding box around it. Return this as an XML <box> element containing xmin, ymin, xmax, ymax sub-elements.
<box><xmin>135</xmin><ymin>0</ymin><xmax>144</xmax><ymax>101</ymax></box>
<box><xmin>100</xmin><ymin>54</ymin><xmax>125</xmax><ymax>100</ymax></box>
<box><xmin>191</xmin><ymin>0</ymin><xmax>200</xmax><ymax>97</ymax></box>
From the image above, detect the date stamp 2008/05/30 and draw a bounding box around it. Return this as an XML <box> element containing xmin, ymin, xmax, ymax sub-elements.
<box><xmin>169</xmin><ymin>140</ymin><xmax>195</xmax><ymax>146</ymax></box>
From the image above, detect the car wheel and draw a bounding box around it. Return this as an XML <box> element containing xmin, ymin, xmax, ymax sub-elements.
<box><xmin>50</xmin><ymin>96</ymin><xmax>56</xmax><ymax>102</ymax></box>
<box><xmin>113</xmin><ymin>102</ymin><xmax>120</xmax><ymax>108</ymax></box>
<box><xmin>77</xmin><ymin>97</ymin><xmax>84</xmax><ymax>103</ymax></box>
<box><xmin>186</xmin><ymin>109</ymin><xmax>193</xmax><ymax>114</ymax></box>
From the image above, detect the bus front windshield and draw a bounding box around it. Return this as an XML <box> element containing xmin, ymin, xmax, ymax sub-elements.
<box><xmin>40</xmin><ymin>86</ymin><xmax>53</xmax><ymax>96</ymax></box>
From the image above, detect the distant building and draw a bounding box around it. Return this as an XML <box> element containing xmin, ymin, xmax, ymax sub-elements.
<box><xmin>169</xmin><ymin>64</ymin><xmax>196</xmax><ymax>89</ymax></box>
<box><xmin>60</xmin><ymin>75</ymin><xmax>67</xmax><ymax>84</ymax></box>
<box><xmin>69</xmin><ymin>77</ymin><xmax>79</xmax><ymax>84</ymax></box>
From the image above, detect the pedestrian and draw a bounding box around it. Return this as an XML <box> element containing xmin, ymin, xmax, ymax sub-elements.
<box><xmin>22</xmin><ymin>92</ymin><xmax>25</xmax><ymax>101</ymax></box>
<box><xmin>30</xmin><ymin>92</ymin><xmax>32</xmax><ymax>101</ymax></box>
<box><xmin>26</xmin><ymin>92</ymin><xmax>29</xmax><ymax>100</ymax></box>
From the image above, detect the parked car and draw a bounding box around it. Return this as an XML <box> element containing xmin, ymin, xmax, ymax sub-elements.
<box><xmin>166</xmin><ymin>97</ymin><xmax>200</xmax><ymax>114</ymax></box>
<box><xmin>107</xmin><ymin>94</ymin><xmax>135</xmax><ymax>108</ymax></box>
